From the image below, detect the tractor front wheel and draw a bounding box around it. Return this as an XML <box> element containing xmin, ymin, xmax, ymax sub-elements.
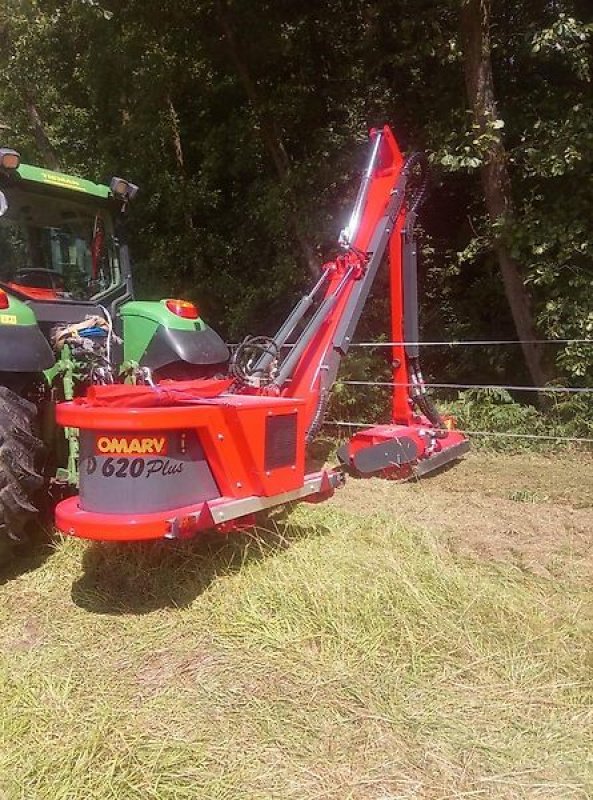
<box><xmin>0</xmin><ymin>386</ymin><xmax>45</xmax><ymax>555</ymax></box>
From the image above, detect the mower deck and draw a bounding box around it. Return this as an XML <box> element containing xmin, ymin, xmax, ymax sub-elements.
<box><xmin>337</xmin><ymin>422</ymin><xmax>469</xmax><ymax>478</ymax></box>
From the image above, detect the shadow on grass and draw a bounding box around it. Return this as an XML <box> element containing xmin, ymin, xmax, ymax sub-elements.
<box><xmin>70</xmin><ymin>508</ymin><xmax>329</xmax><ymax>615</ymax></box>
<box><xmin>0</xmin><ymin>524</ymin><xmax>54</xmax><ymax>587</ymax></box>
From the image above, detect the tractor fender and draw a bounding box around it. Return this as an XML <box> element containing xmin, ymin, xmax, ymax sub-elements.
<box><xmin>0</xmin><ymin>293</ymin><xmax>55</xmax><ymax>371</ymax></box>
<box><xmin>140</xmin><ymin>324</ymin><xmax>230</xmax><ymax>370</ymax></box>
<box><xmin>0</xmin><ymin>325</ymin><xmax>55</xmax><ymax>371</ymax></box>
<box><xmin>120</xmin><ymin>300</ymin><xmax>229</xmax><ymax>370</ymax></box>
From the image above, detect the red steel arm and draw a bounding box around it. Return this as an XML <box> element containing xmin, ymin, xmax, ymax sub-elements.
<box><xmin>271</xmin><ymin>125</ymin><xmax>412</xmax><ymax>435</ymax></box>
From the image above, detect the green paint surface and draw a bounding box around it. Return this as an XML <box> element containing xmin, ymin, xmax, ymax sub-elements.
<box><xmin>16</xmin><ymin>163</ymin><xmax>111</xmax><ymax>200</ymax></box>
<box><xmin>121</xmin><ymin>300</ymin><xmax>206</xmax><ymax>363</ymax></box>
<box><xmin>0</xmin><ymin>293</ymin><xmax>38</xmax><ymax>326</ymax></box>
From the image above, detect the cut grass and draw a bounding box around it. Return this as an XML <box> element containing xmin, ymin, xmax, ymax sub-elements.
<box><xmin>0</xmin><ymin>472</ymin><xmax>592</xmax><ymax>798</ymax></box>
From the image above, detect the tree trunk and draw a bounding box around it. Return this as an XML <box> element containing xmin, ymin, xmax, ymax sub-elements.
<box><xmin>166</xmin><ymin>94</ymin><xmax>185</xmax><ymax>173</ymax></box>
<box><xmin>215</xmin><ymin>0</ymin><xmax>320</xmax><ymax>279</ymax></box>
<box><xmin>23</xmin><ymin>92</ymin><xmax>61</xmax><ymax>171</ymax></box>
<box><xmin>166</xmin><ymin>93</ymin><xmax>194</xmax><ymax>234</ymax></box>
<box><xmin>460</xmin><ymin>0</ymin><xmax>550</xmax><ymax>390</ymax></box>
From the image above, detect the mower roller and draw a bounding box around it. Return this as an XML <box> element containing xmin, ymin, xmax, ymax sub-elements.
<box><xmin>55</xmin><ymin>125</ymin><xmax>468</xmax><ymax>542</ymax></box>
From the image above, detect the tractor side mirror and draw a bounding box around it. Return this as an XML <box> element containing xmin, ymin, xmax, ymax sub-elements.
<box><xmin>0</xmin><ymin>190</ymin><xmax>7</xmax><ymax>218</ymax></box>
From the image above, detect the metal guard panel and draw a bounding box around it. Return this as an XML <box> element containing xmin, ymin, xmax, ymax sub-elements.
<box><xmin>351</xmin><ymin>437</ymin><xmax>419</xmax><ymax>474</ymax></box>
<box><xmin>56</xmin><ymin>470</ymin><xmax>343</xmax><ymax>542</ymax></box>
<box><xmin>415</xmin><ymin>439</ymin><xmax>470</xmax><ymax>476</ymax></box>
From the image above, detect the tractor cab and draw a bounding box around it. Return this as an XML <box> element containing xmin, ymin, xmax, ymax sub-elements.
<box><xmin>0</xmin><ymin>148</ymin><xmax>134</xmax><ymax>318</ymax></box>
<box><xmin>0</xmin><ymin>149</ymin><xmax>229</xmax><ymax>382</ymax></box>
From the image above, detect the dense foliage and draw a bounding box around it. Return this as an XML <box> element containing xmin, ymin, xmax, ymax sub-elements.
<box><xmin>0</xmin><ymin>0</ymin><xmax>591</xmax><ymax>397</ymax></box>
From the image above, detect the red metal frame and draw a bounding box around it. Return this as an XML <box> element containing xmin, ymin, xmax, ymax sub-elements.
<box><xmin>55</xmin><ymin>393</ymin><xmax>340</xmax><ymax>541</ymax></box>
<box><xmin>389</xmin><ymin>213</ymin><xmax>414</xmax><ymax>425</ymax></box>
<box><xmin>277</xmin><ymin>126</ymin><xmax>407</xmax><ymax>433</ymax></box>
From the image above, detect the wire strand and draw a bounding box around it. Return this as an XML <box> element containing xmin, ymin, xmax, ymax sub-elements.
<box><xmin>227</xmin><ymin>338</ymin><xmax>593</xmax><ymax>350</ymax></box>
<box><xmin>349</xmin><ymin>339</ymin><xmax>593</xmax><ymax>347</ymax></box>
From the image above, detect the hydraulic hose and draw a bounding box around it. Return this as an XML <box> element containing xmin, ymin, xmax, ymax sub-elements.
<box><xmin>410</xmin><ymin>358</ymin><xmax>447</xmax><ymax>437</ymax></box>
<box><xmin>402</xmin><ymin>152</ymin><xmax>429</xmax><ymax>216</ymax></box>
<box><xmin>229</xmin><ymin>336</ymin><xmax>279</xmax><ymax>385</ymax></box>
<box><xmin>306</xmin><ymin>388</ymin><xmax>330</xmax><ymax>444</ymax></box>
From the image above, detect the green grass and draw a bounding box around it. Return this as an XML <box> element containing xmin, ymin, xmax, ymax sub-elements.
<box><xmin>0</xmin><ymin>504</ymin><xmax>592</xmax><ymax>799</ymax></box>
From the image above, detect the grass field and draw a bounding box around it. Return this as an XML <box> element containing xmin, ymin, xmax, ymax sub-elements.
<box><xmin>0</xmin><ymin>451</ymin><xmax>592</xmax><ymax>799</ymax></box>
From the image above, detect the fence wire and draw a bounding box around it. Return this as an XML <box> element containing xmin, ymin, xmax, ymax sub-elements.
<box><xmin>327</xmin><ymin>337</ymin><xmax>593</xmax><ymax>445</ymax></box>
<box><xmin>227</xmin><ymin>336</ymin><xmax>593</xmax><ymax>444</ymax></box>
<box><xmin>229</xmin><ymin>338</ymin><xmax>593</xmax><ymax>349</ymax></box>
<box><xmin>349</xmin><ymin>339</ymin><xmax>593</xmax><ymax>347</ymax></box>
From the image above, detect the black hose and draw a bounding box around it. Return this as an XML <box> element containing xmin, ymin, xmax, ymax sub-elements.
<box><xmin>403</xmin><ymin>152</ymin><xmax>429</xmax><ymax>216</ymax></box>
<box><xmin>306</xmin><ymin>389</ymin><xmax>330</xmax><ymax>444</ymax></box>
<box><xmin>229</xmin><ymin>336</ymin><xmax>279</xmax><ymax>384</ymax></box>
<box><xmin>410</xmin><ymin>358</ymin><xmax>448</xmax><ymax>437</ymax></box>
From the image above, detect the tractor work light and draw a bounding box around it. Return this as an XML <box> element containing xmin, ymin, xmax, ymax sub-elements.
<box><xmin>0</xmin><ymin>148</ymin><xmax>20</xmax><ymax>171</ymax></box>
<box><xmin>165</xmin><ymin>299</ymin><xmax>199</xmax><ymax>320</ymax></box>
<box><xmin>0</xmin><ymin>289</ymin><xmax>10</xmax><ymax>310</ymax></box>
<box><xmin>109</xmin><ymin>176</ymin><xmax>139</xmax><ymax>201</ymax></box>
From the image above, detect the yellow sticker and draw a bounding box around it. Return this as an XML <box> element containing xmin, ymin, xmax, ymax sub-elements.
<box><xmin>41</xmin><ymin>171</ymin><xmax>85</xmax><ymax>192</ymax></box>
<box><xmin>0</xmin><ymin>315</ymin><xmax>17</xmax><ymax>325</ymax></box>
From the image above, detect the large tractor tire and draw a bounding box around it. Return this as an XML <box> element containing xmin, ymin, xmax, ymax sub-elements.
<box><xmin>0</xmin><ymin>386</ymin><xmax>45</xmax><ymax>552</ymax></box>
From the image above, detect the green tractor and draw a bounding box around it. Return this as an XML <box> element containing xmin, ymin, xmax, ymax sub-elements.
<box><xmin>0</xmin><ymin>147</ymin><xmax>229</xmax><ymax>552</ymax></box>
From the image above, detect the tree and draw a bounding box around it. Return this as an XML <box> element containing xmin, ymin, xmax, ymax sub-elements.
<box><xmin>460</xmin><ymin>0</ymin><xmax>550</xmax><ymax>389</ymax></box>
<box><xmin>0</xmin><ymin>4</ymin><xmax>61</xmax><ymax>169</ymax></box>
<box><xmin>0</xmin><ymin>0</ymin><xmax>590</xmax><ymax>392</ymax></box>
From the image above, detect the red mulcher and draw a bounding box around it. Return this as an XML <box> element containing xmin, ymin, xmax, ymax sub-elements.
<box><xmin>55</xmin><ymin>125</ymin><xmax>469</xmax><ymax>542</ymax></box>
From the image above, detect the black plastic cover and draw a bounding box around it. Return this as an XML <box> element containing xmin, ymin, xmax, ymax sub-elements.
<box><xmin>0</xmin><ymin>324</ymin><xmax>55</xmax><ymax>371</ymax></box>
<box><xmin>141</xmin><ymin>324</ymin><xmax>230</xmax><ymax>371</ymax></box>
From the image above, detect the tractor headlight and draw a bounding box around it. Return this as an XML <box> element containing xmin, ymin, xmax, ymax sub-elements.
<box><xmin>0</xmin><ymin>148</ymin><xmax>20</xmax><ymax>171</ymax></box>
<box><xmin>109</xmin><ymin>176</ymin><xmax>139</xmax><ymax>201</ymax></box>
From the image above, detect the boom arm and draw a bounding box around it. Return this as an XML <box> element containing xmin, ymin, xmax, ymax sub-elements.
<box><xmin>242</xmin><ymin>126</ymin><xmax>416</xmax><ymax>439</ymax></box>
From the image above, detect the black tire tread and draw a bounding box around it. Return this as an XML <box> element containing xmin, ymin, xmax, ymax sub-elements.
<box><xmin>0</xmin><ymin>386</ymin><xmax>44</xmax><ymax>542</ymax></box>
